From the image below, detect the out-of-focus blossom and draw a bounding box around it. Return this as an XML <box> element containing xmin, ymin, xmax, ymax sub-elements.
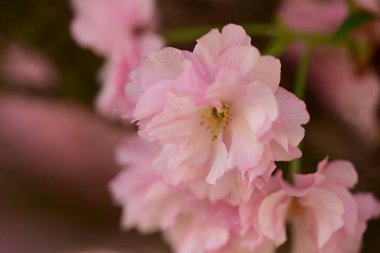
<box><xmin>280</xmin><ymin>0</ymin><xmax>347</xmax><ymax>34</ymax></box>
<box><xmin>241</xmin><ymin>159</ymin><xmax>380</xmax><ymax>253</ymax></box>
<box><xmin>280</xmin><ymin>0</ymin><xmax>379</xmax><ymax>33</ymax></box>
<box><xmin>70</xmin><ymin>0</ymin><xmax>164</xmax><ymax>118</ymax></box>
<box><xmin>127</xmin><ymin>24</ymin><xmax>309</xmax><ymax>196</ymax></box>
<box><xmin>307</xmin><ymin>47</ymin><xmax>380</xmax><ymax>140</ymax></box>
<box><xmin>0</xmin><ymin>43</ymin><xmax>58</xmax><ymax>89</ymax></box>
<box><xmin>70</xmin><ymin>0</ymin><xmax>157</xmax><ymax>57</ymax></box>
<box><xmin>95</xmin><ymin>33</ymin><xmax>163</xmax><ymax>118</ymax></box>
<box><xmin>279</xmin><ymin>0</ymin><xmax>380</xmax><ymax>141</ymax></box>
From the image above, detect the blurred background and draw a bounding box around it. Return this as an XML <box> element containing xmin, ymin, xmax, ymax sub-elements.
<box><xmin>0</xmin><ymin>0</ymin><xmax>379</xmax><ymax>252</ymax></box>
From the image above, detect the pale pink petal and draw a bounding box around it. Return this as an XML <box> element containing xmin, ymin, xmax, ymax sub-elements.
<box><xmin>300</xmin><ymin>188</ymin><xmax>344</xmax><ymax>247</ymax></box>
<box><xmin>234</xmin><ymin>82</ymin><xmax>279</xmax><ymax>134</ymax></box>
<box><xmin>279</xmin><ymin>171</ymin><xmax>319</xmax><ymax>197</ymax></box>
<box><xmin>215</xmin><ymin>46</ymin><xmax>260</xmax><ymax>76</ymax></box>
<box><xmin>220</xmin><ymin>24</ymin><xmax>252</xmax><ymax>48</ymax></box>
<box><xmin>135</xmin><ymin>47</ymin><xmax>189</xmax><ymax>88</ymax></box>
<box><xmin>193</xmin><ymin>29</ymin><xmax>223</xmax><ymax>76</ymax></box>
<box><xmin>291</xmin><ymin>215</ymin><xmax>318</xmax><ymax>253</ymax></box>
<box><xmin>258</xmin><ymin>190</ymin><xmax>291</xmax><ymax>245</ymax></box>
<box><xmin>205</xmin><ymin>68</ymin><xmax>245</xmax><ymax>104</ymax></box>
<box><xmin>141</xmin><ymin>94</ymin><xmax>201</xmax><ymax>139</ymax></box>
<box><xmin>227</xmin><ymin>116</ymin><xmax>264</xmax><ymax>171</ymax></box>
<box><xmin>322</xmin><ymin>160</ymin><xmax>358</xmax><ymax>188</ymax></box>
<box><xmin>133</xmin><ymin>82</ymin><xmax>174</xmax><ymax>120</ymax></box>
<box><xmin>355</xmin><ymin>193</ymin><xmax>380</xmax><ymax>223</ymax></box>
<box><xmin>250</xmin><ymin>56</ymin><xmax>281</xmax><ymax>91</ymax></box>
<box><xmin>194</xmin><ymin>24</ymin><xmax>251</xmax><ymax>76</ymax></box>
<box><xmin>207</xmin><ymin>140</ymin><xmax>229</xmax><ymax>184</ymax></box>
<box><xmin>274</xmin><ymin>87</ymin><xmax>309</xmax><ymax>146</ymax></box>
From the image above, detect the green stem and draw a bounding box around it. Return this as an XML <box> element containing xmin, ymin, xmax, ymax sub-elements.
<box><xmin>294</xmin><ymin>45</ymin><xmax>313</xmax><ymax>100</ymax></box>
<box><xmin>289</xmin><ymin>45</ymin><xmax>313</xmax><ymax>174</ymax></box>
<box><xmin>162</xmin><ymin>26</ymin><xmax>217</xmax><ymax>44</ymax></box>
<box><xmin>289</xmin><ymin>150</ymin><xmax>303</xmax><ymax>174</ymax></box>
<box><xmin>264</xmin><ymin>37</ymin><xmax>291</xmax><ymax>57</ymax></box>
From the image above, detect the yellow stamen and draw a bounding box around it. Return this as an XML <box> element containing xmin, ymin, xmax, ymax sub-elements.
<box><xmin>201</xmin><ymin>103</ymin><xmax>230</xmax><ymax>141</ymax></box>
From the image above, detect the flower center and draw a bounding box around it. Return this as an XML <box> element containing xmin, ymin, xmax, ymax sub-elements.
<box><xmin>201</xmin><ymin>103</ymin><xmax>231</xmax><ymax>141</ymax></box>
<box><xmin>288</xmin><ymin>198</ymin><xmax>305</xmax><ymax>216</ymax></box>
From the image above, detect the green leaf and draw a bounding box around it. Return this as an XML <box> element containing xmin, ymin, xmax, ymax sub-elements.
<box><xmin>333</xmin><ymin>11</ymin><xmax>375</xmax><ymax>42</ymax></box>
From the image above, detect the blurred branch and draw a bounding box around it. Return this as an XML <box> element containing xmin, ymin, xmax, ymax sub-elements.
<box><xmin>162</xmin><ymin>23</ymin><xmax>331</xmax><ymax>48</ymax></box>
<box><xmin>162</xmin><ymin>23</ymin><xmax>276</xmax><ymax>44</ymax></box>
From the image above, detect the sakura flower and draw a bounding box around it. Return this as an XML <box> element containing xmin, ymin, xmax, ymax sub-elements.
<box><xmin>70</xmin><ymin>0</ymin><xmax>157</xmax><ymax>57</ymax></box>
<box><xmin>70</xmin><ymin>0</ymin><xmax>163</xmax><ymax>118</ymax></box>
<box><xmin>109</xmin><ymin>136</ymin><xmax>256</xmax><ymax>253</ymax></box>
<box><xmin>163</xmin><ymin>202</ymin><xmax>239</xmax><ymax>253</ymax></box>
<box><xmin>128</xmin><ymin>24</ymin><xmax>309</xmax><ymax>192</ymax></box>
<box><xmin>164</xmin><ymin>209</ymin><xmax>278</xmax><ymax>253</ymax></box>
<box><xmin>241</xmin><ymin>158</ymin><xmax>380</xmax><ymax>253</ymax></box>
<box><xmin>109</xmin><ymin>136</ymin><xmax>184</xmax><ymax>233</ymax></box>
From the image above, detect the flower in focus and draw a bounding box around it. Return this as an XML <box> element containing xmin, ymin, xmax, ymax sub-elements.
<box><xmin>70</xmin><ymin>0</ymin><xmax>163</xmax><ymax>118</ymax></box>
<box><xmin>128</xmin><ymin>24</ymin><xmax>309</xmax><ymax>195</ymax></box>
<box><xmin>240</xmin><ymin>158</ymin><xmax>380</xmax><ymax>253</ymax></box>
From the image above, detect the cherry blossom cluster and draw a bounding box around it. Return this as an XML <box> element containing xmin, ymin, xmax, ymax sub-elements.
<box><xmin>70</xmin><ymin>1</ymin><xmax>380</xmax><ymax>252</ymax></box>
<box><xmin>111</xmin><ymin>137</ymin><xmax>380</xmax><ymax>253</ymax></box>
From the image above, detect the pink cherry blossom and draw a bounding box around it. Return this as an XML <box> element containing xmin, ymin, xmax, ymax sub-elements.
<box><xmin>240</xmin><ymin>158</ymin><xmax>380</xmax><ymax>253</ymax></box>
<box><xmin>165</xmin><ymin>212</ymin><xmax>277</xmax><ymax>253</ymax></box>
<box><xmin>109</xmin><ymin>136</ymin><xmax>279</xmax><ymax>253</ymax></box>
<box><xmin>70</xmin><ymin>0</ymin><xmax>163</xmax><ymax>118</ymax></box>
<box><xmin>110</xmin><ymin>136</ymin><xmax>183</xmax><ymax>233</ymax></box>
<box><xmin>70</xmin><ymin>0</ymin><xmax>157</xmax><ymax>57</ymax></box>
<box><xmin>128</xmin><ymin>24</ymin><xmax>309</xmax><ymax>192</ymax></box>
<box><xmin>110</xmin><ymin>136</ymin><xmax>268</xmax><ymax>253</ymax></box>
